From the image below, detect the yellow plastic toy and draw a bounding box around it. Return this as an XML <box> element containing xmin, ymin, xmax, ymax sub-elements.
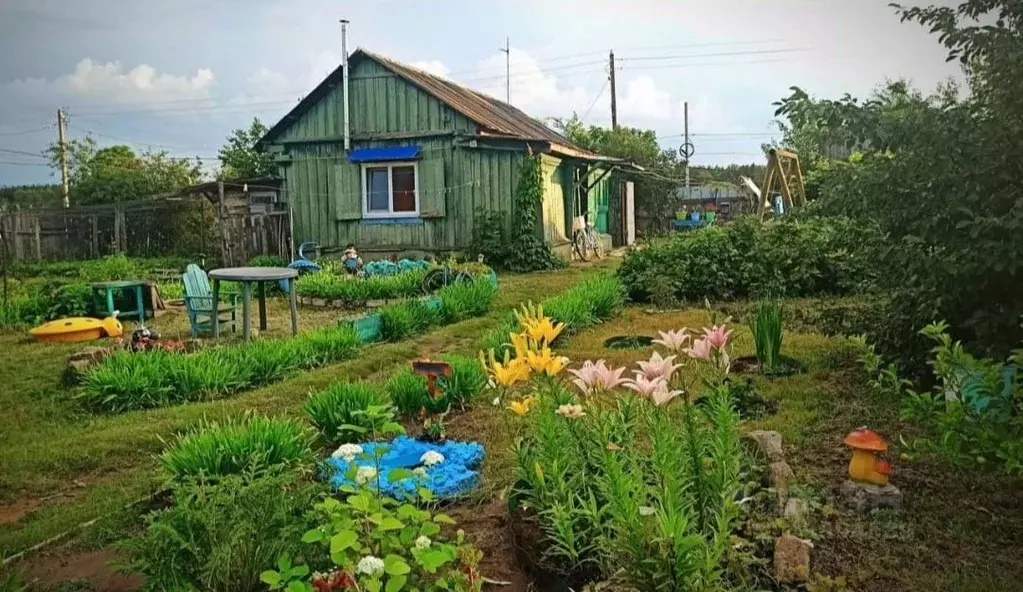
<box><xmin>29</xmin><ymin>314</ymin><xmax>124</xmax><ymax>343</ymax></box>
<box><xmin>843</xmin><ymin>427</ymin><xmax>891</xmax><ymax>486</ymax></box>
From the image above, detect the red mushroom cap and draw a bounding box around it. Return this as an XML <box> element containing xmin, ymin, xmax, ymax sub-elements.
<box><xmin>843</xmin><ymin>427</ymin><xmax>888</xmax><ymax>452</ymax></box>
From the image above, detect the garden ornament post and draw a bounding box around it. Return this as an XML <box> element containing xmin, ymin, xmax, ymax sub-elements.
<box><xmin>843</xmin><ymin>427</ymin><xmax>891</xmax><ymax>486</ymax></box>
<box><xmin>411</xmin><ymin>359</ymin><xmax>452</xmax><ymax>398</ymax></box>
<box><xmin>412</xmin><ymin>360</ymin><xmax>453</xmax><ymax>441</ymax></box>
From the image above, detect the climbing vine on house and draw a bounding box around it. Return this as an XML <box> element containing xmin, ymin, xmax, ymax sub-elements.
<box><xmin>476</xmin><ymin>154</ymin><xmax>564</xmax><ymax>272</ymax></box>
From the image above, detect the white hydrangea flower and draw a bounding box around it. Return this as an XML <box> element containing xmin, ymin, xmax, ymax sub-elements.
<box><xmin>415</xmin><ymin>535</ymin><xmax>432</xmax><ymax>550</ymax></box>
<box><xmin>413</xmin><ymin>467</ymin><xmax>428</xmax><ymax>477</ymax></box>
<box><xmin>357</xmin><ymin>555</ymin><xmax>385</xmax><ymax>576</ymax></box>
<box><xmin>420</xmin><ymin>450</ymin><xmax>445</xmax><ymax>466</ymax></box>
<box><xmin>355</xmin><ymin>465</ymin><xmax>377</xmax><ymax>485</ymax></box>
<box><xmin>331</xmin><ymin>443</ymin><xmax>364</xmax><ymax>462</ymax></box>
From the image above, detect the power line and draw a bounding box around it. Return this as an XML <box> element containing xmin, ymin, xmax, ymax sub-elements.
<box><xmin>0</xmin><ymin>125</ymin><xmax>53</xmax><ymax>137</ymax></box>
<box><xmin>619</xmin><ymin>47</ymin><xmax>809</xmax><ymax>62</ymax></box>
<box><xmin>0</xmin><ymin>147</ymin><xmax>48</xmax><ymax>160</ymax></box>
<box><xmin>0</xmin><ymin>160</ymin><xmax>51</xmax><ymax>167</ymax></box>
<box><xmin>581</xmin><ymin>78</ymin><xmax>610</xmax><ymax>122</ymax></box>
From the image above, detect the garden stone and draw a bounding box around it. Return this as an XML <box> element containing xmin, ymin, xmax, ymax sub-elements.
<box><xmin>311</xmin><ymin>298</ymin><xmax>327</xmax><ymax>307</ymax></box>
<box><xmin>184</xmin><ymin>339</ymin><xmax>204</xmax><ymax>353</ymax></box>
<box><xmin>784</xmin><ymin>498</ymin><xmax>810</xmax><ymax>530</ymax></box>
<box><xmin>745</xmin><ymin>430</ymin><xmax>784</xmax><ymax>462</ymax></box>
<box><xmin>774</xmin><ymin>533</ymin><xmax>812</xmax><ymax>583</ymax></box>
<box><xmin>366</xmin><ymin>299</ymin><xmax>386</xmax><ymax>308</ymax></box>
<box><xmin>331</xmin><ymin>299</ymin><xmax>345</xmax><ymax>308</ymax></box>
<box><xmin>769</xmin><ymin>461</ymin><xmax>795</xmax><ymax>508</ymax></box>
<box><xmin>64</xmin><ymin>346</ymin><xmax>111</xmax><ymax>385</ymax></box>
<box><xmin>839</xmin><ymin>480</ymin><xmax>902</xmax><ymax>513</ymax></box>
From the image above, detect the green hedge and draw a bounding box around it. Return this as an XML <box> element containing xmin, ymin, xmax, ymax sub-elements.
<box><xmin>617</xmin><ymin>216</ymin><xmax>879</xmax><ymax>303</ymax></box>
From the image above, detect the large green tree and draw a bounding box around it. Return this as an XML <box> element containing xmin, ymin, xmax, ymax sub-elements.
<box><xmin>774</xmin><ymin>0</ymin><xmax>1023</xmax><ymax>365</ymax></box>
<box><xmin>217</xmin><ymin>118</ymin><xmax>275</xmax><ymax>179</ymax></box>
<box><xmin>45</xmin><ymin>136</ymin><xmax>202</xmax><ymax>206</ymax></box>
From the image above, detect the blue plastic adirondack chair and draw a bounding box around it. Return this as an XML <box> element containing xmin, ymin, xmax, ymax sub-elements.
<box><xmin>182</xmin><ymin>264</ymin><xmax>238</xmax><ymax>337</ymax></box>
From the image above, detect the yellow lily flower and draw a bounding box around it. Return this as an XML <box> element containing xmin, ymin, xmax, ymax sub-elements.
<box><xmin>507</xmin><ymin>396</ymin><xmax>537</xmax><ymax>416</ymax></box>
<box><xmin>480</xmin><ymin>348</ymin><xmax>531</xmax><ymax>387</ymax></box>
<box><xmin>510</xmin><ymin>331</ymin><xmax>532</xmax><ymax>359</ymax></box>
<box><xmin>525</xmin><ymin>346</ymin><xmax>570</xmax><ymax>376</ymax></box>
<box><xmin>514</xmin><ymin>302</ymin><xmax>545</xmax><ymax>328</ymax></box>
<box><xmin>523</xmin><ymin>316</ymin><xmax>566</xmax><ymax>345</ymax></box>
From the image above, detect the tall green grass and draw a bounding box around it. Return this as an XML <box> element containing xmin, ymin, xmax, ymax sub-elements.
<box><xmin>305</xmin><ymin>381</ymin><xmax>388</xmax><ymax>444</ymax></box>
<box><xmin>751</xmin><ymin>299</ymin><xmax>784</xmax><ymax>369</ymax></box>
<box><xmin>160</xmin><ymin>416</ymin><xmax>313</xmax><ymax>481</ymax></box>
<box><xmin>377</xmin><ymin>278</ymin><xmax>497</xmax><ymax>342</ymax></box>
<box><xmin>80</xmin><ymin>323</ymin><xmax>362</xmax><ymax>412</ymax></box>
<box><xmin>480</xmin><ymin>273</ymin><xmax>627</xmax><ymax>353</ymax></box>
<box><xmin>385</xmin><ymin>368</ymin><xmax>431</xmax><ymax>419</ymax></box>
<box><xmin>295</xmin><ymin>268</ymin><xmax>427</xmax><ymax>303</ymax></box>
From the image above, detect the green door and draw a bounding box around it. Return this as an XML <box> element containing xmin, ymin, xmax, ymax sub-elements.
<box><xmin>590</xmin><ymin>173</ymin><xmax>610</xmax><ymax>234</ymax></box>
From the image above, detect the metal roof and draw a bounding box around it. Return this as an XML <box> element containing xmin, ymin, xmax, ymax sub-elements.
<box><xmin>261</xmin><ymin>49</ymin><xmax>605</xmax><ymax>160</ymax></box>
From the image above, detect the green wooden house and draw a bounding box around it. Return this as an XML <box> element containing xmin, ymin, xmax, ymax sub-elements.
<box><xmin>259</xmin><ymin>49</ymin><xmax>638</xmax><ymax>257</ymax></box>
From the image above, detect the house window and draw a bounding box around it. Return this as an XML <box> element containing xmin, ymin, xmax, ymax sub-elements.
<box><xmin>361</xmin><ymin>162</ymin><xmax>419</xmax><ymax>217</ymax></box>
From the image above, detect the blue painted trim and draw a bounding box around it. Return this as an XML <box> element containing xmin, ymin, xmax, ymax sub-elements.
<box><xmin>349</xmin><ymin>145</ymin><xmax>421</xmax><ymax>162</ymax></box>
<box><xmin>362</xmin><ymin>217</ymin><xmax>424</xmax><ymax>226</ymax></box>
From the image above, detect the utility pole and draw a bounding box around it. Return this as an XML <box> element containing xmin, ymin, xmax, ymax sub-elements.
<box><xmin>499</xmin><ymin>37</ymin><xmax>510</xmax><ymax>103</ymax></box>
<box><xmin>683</xmin><ymin>101</ymin><xmax>691</xmax><ymax>200</ymax></box>
<box><xmin>609</xmin><ymin>50</ymin><xmax>618</xmax><ymax>130</ymax></box>
<box><xmin>57</xmin><ymin>108</ymin><xmax>70</xmax><ymax>208</ymax></box>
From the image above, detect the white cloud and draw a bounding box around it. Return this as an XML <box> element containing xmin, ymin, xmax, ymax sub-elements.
<box><xmin>410</xmin><ymin>60</ymin><xmax>451</xmax><ymax>79</ymax></box>
<box><xmin>474</xmin><ymin>48</ymin><xmax>590</xmax><ymax>118</ymax></box>
<box><xmin>6</xmin><ymin>58</ymin><xmax>214</xmax><ymax>104</ymax></box>
<box><xmin>618</xmin><ymin>75</ymin><xmax>673</xmax><ymax>120</ymax></box>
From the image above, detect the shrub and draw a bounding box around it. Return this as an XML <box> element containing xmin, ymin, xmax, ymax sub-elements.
<box><xmin>436</xmin><ymin>277</ymin><xmax>497</xmax><ymax>323</ymax></box>
<box><xmin>124</xmin><ymin>472</ymin><xmax>324</xmax><ymax>592</ymax></box>
<box><xmin>857</xmin><ymin>322</ymin><xmax>1023</xmax><ymax>476</ymax></box>
<box><xmin>618</xmin><ymin>216</ymin><xmax>878</xmax><ymax>303</ymax></box>
<box><xmin>378</xmin><ymin>299</ymin><xmax>440</xmax><ymax>341</ymax></box>
<box><xmin>249</xmin><ymin>254</ymin><xmax>288</xmax><ymax>267</ymax></box>
<box><xmin>300</xmin><ymin>323</ymin><xmax>361</xmax><ymax>366</ymax></box>
<box><xmin>260</xmin><ymin>486</ymin><xmax>482</xmax><ymax>592</ymax></box>
<box><xmin>439</xmin><ymin>354</ymin><xmax>488</xmax><ymax>409</ymax></box>
<box><xmin>306</xmin><ymin>381</ymin><xmax>388</xmax><ymax>445</ymax></box>
<box><xmin>385</xmin><ymin>368</ymin><xmax>430</xmax><ymax>419</ymax></box>
<box><xmin>79</xmin><ymin>254</ymin><xmax>140</xmax><ymax>283</ymax></box>
<box><xmin>160</xmin><ymin>416</ymin><xmax>313</xmax><ymax>482</ymax></box>
<box><xmin>751</xmin><ymin>300</ymin><xmax>783</xmax><ymax>369</ymax></box>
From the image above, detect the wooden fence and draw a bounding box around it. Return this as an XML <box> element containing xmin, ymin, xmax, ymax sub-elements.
<box><xmin>0</xmin><ymin>196</ymin><xmax>292</xmax><ymax>266</ymax></box>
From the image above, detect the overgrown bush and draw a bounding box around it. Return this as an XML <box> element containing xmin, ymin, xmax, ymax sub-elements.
<box><xmin>124</xmin><ymin>472</ymin><xmax>324</xmax><ymax>592</ymax></box>
<box><xmin>618</xmin><ymin>216</ymin><xmax>878</xmax><ymax>303</ymax></box>
<box><xmin>470</xmin><ymin>155</ymin><xmax>564</xmax><ymax>272</ymax></box>
<box><xmin>306</xmin><ymin>382</ymin><xmax>388</xmax><ymax>445</ymax></box>
<box><xmin>160</xmin><ymin>416</ymin><xmax>313</xmax><ymax>482</ymax></box>
<box><xmin>80</xmin><ymin>323</ymin><xmax>362</xmax><ymax>412</ymax></box>
<box><xmin>385</xmin><ymin>368</ymin><xmax>431</xmax><ymax>419</ymax></box>
<box><xmin>249</xmin><ymin>254</ymin><xmax>288</xmax><ymax>267</ymax></box>
<box><xmin>856</xmin><ymin>322</ymin><xmax>1023</xmax><ymax>476</ymax></box>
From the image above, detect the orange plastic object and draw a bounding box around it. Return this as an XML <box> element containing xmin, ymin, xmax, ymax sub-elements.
<box><xmin>843</xmin><ymin>427</ymin><xmax>890</xmax><ymax>486</ymax></box>
<box><xmin>29</xmin><ymin>315</ymin><xmax>124</xmax><ymax>343</ymax></box>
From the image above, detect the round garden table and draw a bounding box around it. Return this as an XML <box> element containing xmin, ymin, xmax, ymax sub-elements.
<box><xmin>208</xmin><ymin>267</ymin><xmax>299</xmax><ymax>341</ymax></box>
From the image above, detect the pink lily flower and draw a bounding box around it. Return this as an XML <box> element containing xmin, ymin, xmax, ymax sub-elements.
<box><xmin>636</xmin><ymin>351</ymin><xmax>683</xmax><ymax>381</ymax></box>
<box><xmin>684</xmin><ymin>337</ymin><xmax>713</xmax><ymax>360</ymax></box>
<box><xmin>568</xmin><ymin>359</ymin><xmax>627</xmax><ymax>395</ymax></box>
<box><xmin>624</xmin><ymin>373</ymin><xmax>668</xmax><ymax>398</ymax></box>
<box><xmin>702</xmin><ymin>325</ymin><xmax>733</xmax><ymax>350</ymax></box>
<box><xmin>652</xmin><ymin>328</ymin><xmax>690</xmax><ymax>353</ymax></box>
<box><xmin>650</xmin><ymin>383</ymin><xmax>683</xmax><ymax>406</ymax></box>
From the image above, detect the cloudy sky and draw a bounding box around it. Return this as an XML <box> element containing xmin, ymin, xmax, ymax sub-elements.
<box><xmin>0</xmin><ymin>0</ymin><xmax>961</xmax><ymax>186</ymax></box>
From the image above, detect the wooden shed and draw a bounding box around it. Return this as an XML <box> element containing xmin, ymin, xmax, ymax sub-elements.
<box><xmin>259</xmin><ymin>49</ymin><xmax>637</xmax><ymax>257</ymax></box>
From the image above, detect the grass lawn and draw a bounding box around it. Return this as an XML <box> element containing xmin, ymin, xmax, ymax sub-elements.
<box><xmin>3</xmin><ymin>260</ymin><xmax>1022</xmax><ymax>592</ymax></box>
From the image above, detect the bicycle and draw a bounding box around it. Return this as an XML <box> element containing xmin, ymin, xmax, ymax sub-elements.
<box><xmin>572</xmin><ymin>215</ymin><xmax>603</xmax><ymax>262</ymax></box>
<box><xmin>421</xmin><ymin>261</ymin><xmax>473</xmax><ymax>293</ymax></box>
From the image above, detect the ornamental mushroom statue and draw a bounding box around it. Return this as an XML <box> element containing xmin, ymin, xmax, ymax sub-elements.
<box><xmin>843</xmin><ymin>427</ymin><xmax>891</xmax><ymax>486</ymax></box>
